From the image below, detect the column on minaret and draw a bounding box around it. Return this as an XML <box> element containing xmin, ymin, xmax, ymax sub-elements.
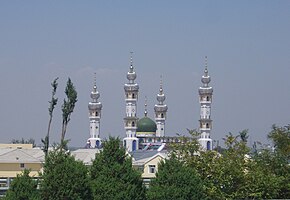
<box><xmin>123</xmin><ymin>54</ymin><xmax>139</xmax><ymax>152</ymax></box>
<box><xmin>198</xmin><ymin>57</ymin><xmax>213</xmax><ymax>150</ymax></box>
<box><xmin>154</xmin><ymin>77</ymin><xmax>168</xmax><ymax>137</ymax></box>
<box><xmin>87</xmin><ymin>74</ymin><xmax>102</xmax><ymax>148</ymax></box>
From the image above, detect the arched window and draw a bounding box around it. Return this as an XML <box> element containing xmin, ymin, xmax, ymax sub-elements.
<box><xmin>96</xmin><ymin>140</ymin><xmax>100</xmax><ymax>148</ymax></box>
<box><xmin>206</xmin><ymin>123</ymin><xmax>209</xmax><ymax>128</ymax></box>
<box><xmin>132</xmin><ymin>93</ymin><xmax>135</xmax><ymax>99</ymax></box>
<box><xmin>207</xmin><ymin>141</ymin><xmax>211</xmax><ymax>150</ymax></box>
<box><xmin>96</xmin><ymin>112</ymin><xmax>98</xmax><ymax>116</ymax></box>
<box><xmin>133</xmin><ymin>140</ymin><xmax>137</xmax><ymax>151</ymax></box>
<box><xmin>132</xmin><ymin>121</ymin><xmax>135</xmax><ymax>127</ymax></box>
<box><xmin>206</xmin><ymin>96</ymin><xmax>210</xmax><ymax>101</ymax></box>
<box><xmin>161</xmin><ymin>113</ymin><xmax>164</xmax><ymax>118</ymax></box>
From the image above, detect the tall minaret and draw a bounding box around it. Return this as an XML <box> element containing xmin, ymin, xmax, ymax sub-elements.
<box><xmin>198</xmin><ymin>57</ymin><xmax>213</xmax><ymax>150</ymax></box>
<box><xmin>154</xmin><ymin>77</ymin><xmax>168</xmax><ymax>137</ymax></box>
<box><xmin>87</xmin><ymin>74</ymin><xmax>102</xmax><ymax>148</ymax></box>
<box><xmin>123</xmin><ymin>53</ymin><xmax>139</xmax><ymax>152</ymax></box>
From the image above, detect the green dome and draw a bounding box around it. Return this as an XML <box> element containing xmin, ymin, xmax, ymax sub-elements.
<box><xmin>137</xmin><ymin>116</ymin><xmax>157</xmax><ymax>133</ymax></box>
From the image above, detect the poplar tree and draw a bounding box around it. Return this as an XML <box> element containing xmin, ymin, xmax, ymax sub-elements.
<box><xmin>42</xmin><ymin>77</ymin><xmax>58</xmax><ymax>157</ymax></box>
<box><xmin>60</xmin><ymin>78</ymin><xmax>77</xmax><ymax>149</ymax></box>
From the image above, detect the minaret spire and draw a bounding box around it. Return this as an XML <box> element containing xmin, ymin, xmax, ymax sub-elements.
<box><xmin>159</xmin><ymin>75</ymin><xmax>163</xmax><ymax>94</ymax></box>
<box><xmin>144</xmin><ymin>96</ymin><xmax>148</xmax><ymax>117</ymax></box>
<box><xmin>93</xmin><ymin>72</ymin><xmax>97</xmax><ymax>87</ymax></box>
<box><xmin>87</xmin><ymin>73</ymin><xmax>102</xmax><ymax>148</ymax></box>
<box><xmin>154</xmin><ymin>76</ymin><xmax>168</xmax><ymax>137</ymax></box>
<box><xmin>123</xmin><ymin>52</ymin><xmax>139</xmax><ymax>152</ymax></box>
<box><xmin>198</xmin><ymin>57</ymin><xmax>213</xmax><ymax>150</ymax></box>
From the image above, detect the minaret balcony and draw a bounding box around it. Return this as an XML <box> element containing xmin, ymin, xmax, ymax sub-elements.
<box><xmin>154</xmin><ymin>106</ymin><xmax>168</xmax><ymax>112</ymax></box>
<box><xmin>89</xmin><ymin>116</ymin><xmax>100</xmax><ymax>120</ymax></box>
<box><xmin>124</xmin><ymin>84</ymin><xmax>139</xmax><ymax>92</ymax></box>
<box><xmin>125</xmin><ymin>98</ymin><xmax>138</xmax><ymax>102</ymax></box>
<box><xmin>155</xmin><ymin>117</ymin><xmax>165</xmax><ymax>121</ymax></box>
<box><xmin>199</xmin><ymin>100</ymin><xmax>211</xmax><ymax>104</ymax></box>
<box><xmin>198</xmin><ymin>88</ymin><xmax>213</xmax><ymax>95</ymax></box>
<box><xmin>124</xmin><ymin>126</ymin><xmax>138</xmax><ymax>130</ymax></box>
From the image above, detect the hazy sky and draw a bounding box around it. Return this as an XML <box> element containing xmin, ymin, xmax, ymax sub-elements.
<box><xmin>0</xmin><ymin>1</ymin><xmax>289</xmax><ymax>147</ymax></box>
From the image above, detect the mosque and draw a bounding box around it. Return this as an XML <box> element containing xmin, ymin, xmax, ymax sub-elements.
<box><xmin>86</xmin><ymin>56</ymin><xmax>213</xmax><ymax>152</ymax></box>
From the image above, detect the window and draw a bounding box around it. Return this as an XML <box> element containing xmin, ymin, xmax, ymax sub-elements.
<box><xmin>133</xmin><ymin>140</ymin><xmax>137</xmax><ymax>151</ymax></box>
<box><xmin>161</xmin><ymin>113</ymin><xmax>164</xmax><ymax>118</ymax></box>
<box><xmin>132</xmin><ymin>93</ymin><xmax>135</xmax><ymax>99</ymax></box>
<box><xmin>148</xmin><ymin>165</ymin><xmax>156</xmax><ymax>173</ymax></box>
<box><xmin>206</xmin><ymin>123</ymin><xmax>209</xmax><ymax>128</ymax></box>
<box><xmin>207</xmin><ymin>141</ymin><xmax>211</xmax><ymax>150</ymax></box>
<box><xmin>132</xmin><ymin>121</ymin><xmax>135</xmax><ymax>127</ymax></box>
<box><xmin>206</xmin><ymin>96</ymin><xmax>210</xmax><ymax>101</ymax></box>
<box><xmin>20</xmin><ymin>163</ymin><xmax>25</xmax><ymax>168</ymax></box>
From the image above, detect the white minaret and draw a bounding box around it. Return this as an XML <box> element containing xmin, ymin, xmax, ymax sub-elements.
<box><xmin>123</xmin><ymin>53</ymin><xmax>139</xmax><ymax>152</ymax></box>
<box><xmin>87</xmin><ymin>74</ymin><xmax>102</xmax><ymax>148</ymax></box>
<box><xmin>154</xmin><ymin>77</ymin><xmax>168</xmax><ymax>137</ymax></box>
<box><xmin>198</xmin><ymin>57</ymin><xmax>213</xmax><ymax>150</ymax></box>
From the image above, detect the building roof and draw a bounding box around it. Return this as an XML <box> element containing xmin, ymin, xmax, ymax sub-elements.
<box><xmin>71</xmin><ymin>148</ymin><xmax>100</xmax><ymax>165</ymax></box>
<box><xmin>0</xmin><ymin>148</ymin><xmax>44</xmax><ymax>163</ymax></box>
<box><xmin>130</xmin><ymin>150</ymin><xmax>168</xmax><ymax>166</ymax></box>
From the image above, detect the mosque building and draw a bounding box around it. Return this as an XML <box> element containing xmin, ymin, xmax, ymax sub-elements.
<box><xmin>86</xmin><ymin>55</ymin><xmax>213</xmax><ymax>152</ymax></box>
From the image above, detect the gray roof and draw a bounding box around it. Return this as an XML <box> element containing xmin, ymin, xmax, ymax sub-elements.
<box><xmin>71</xmin><ymin>148</ymin><xmax>100</xmax><ymax>165</ymax></box>
<box><xmin>0</xmin><ymin>148</ymin><xmax>44</xmax><ymax>163</ymax></box>
<box><xmin>130</xmin><ymin>150</ymin><xmax>167</xmax><ymax>161</ymax></box>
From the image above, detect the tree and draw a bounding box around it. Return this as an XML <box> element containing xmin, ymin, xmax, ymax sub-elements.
<box><xmin>239</xmin><ymin>129</ymin><xmax>249</xmax><ymax>143</ymax></box>
<box><xmin>90</xmin><ymin>137</ymin><xmax>145</xmax><ymax>200</ymax></box>
<box><xmin>169</xmin><ymin>129</ymin><xmax>201</xmax><ymax>161</ymax></box>
<box><xmin>268</xmin><ymin>124</ymin><xmax>290</xmax><ymax>159</ymax></box>
<box><xmin>244</xmin><ymin>149</ymin><xmax>284</xmax><ymax>199</ymax></box>
<box><xmin>147</xmin><ymin>154</ymin><xmax>207</xmax><ymax>200</ymax></box>
<box><xmin>40</xmin><ymin>149</ymin><xmax>91</xmax><ymax>200</ymax></box>
<box><xmin>42</xmin><ymin>77</ymin><xmax>58</xmax><ymax>157</ymax></box>
<box><xmin>4</xmin><ymin>169</ymin><xmax>40</xmax><ymax>200</ymax></box>
<box><xmin>60</xmin><ymin>78</ymin><xmax>77</xmax><ymax>148</ymax></box>
<box><xmin>255</xmin><ymin>124</ymin><xmax>290</xmax><ymax>199</ymax></box>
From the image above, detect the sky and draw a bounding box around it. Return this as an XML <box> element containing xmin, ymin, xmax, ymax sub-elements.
<box><xmin>0</xmin><ymin>1</ymin><xmax>289</xmax><ymax>147</ymax></box>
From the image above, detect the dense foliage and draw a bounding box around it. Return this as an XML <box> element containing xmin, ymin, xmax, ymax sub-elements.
<box><xmin>4</xmin><ymin>169</ymin><xmax>40</xmax><ymax>200</ymax></box>
<box><xmin>4</xmin><ymin>126</ymin><xmax>289</xmax><ymax>200</ymax></box>
<box><xmin>40</xmin><ymin>150</ymin><xmax>91</xmax><ymax>200</ymax></box>
<box><xmin>172</xmin><ymin>127</ymin><xmax>290</xmax><ymax>199</ymax></box>
<box><xmin>147</xmin><ymin>154</ymin><xmax>207</xmax><ymax>200</ymax></box>
<box><xmin>90</xmin><ymin>137</ymin><xmax>146</xmax><ymax>200</ymax></box>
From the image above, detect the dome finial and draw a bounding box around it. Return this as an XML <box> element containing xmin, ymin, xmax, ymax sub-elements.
<box><xmin>93</xmin><ymin>72</ymin><xmax>97</xmax><ymax>92</ymax></box>
<box><xmin>159</xmin><ymin>75</ymin><xmax>163</xmax><ymax>94</ymax></box>
<box><xmin>204</xmin><ymin>56</ymin><xmax>208</xmax><ymax>76</ymax></box>
<box><xmin>144</xmin><ymin>96</ymin><xmax>148</xmax><ymax>117</ymax></box>
<box><xmin>94</xmin><ymin>72</ymin><xmax>97</xmax><ymax>86</ymax></box>
<box><xmin>130</xmin><ymin>51</ymin><xmax>134</xmax><ymax>72</ymax></box>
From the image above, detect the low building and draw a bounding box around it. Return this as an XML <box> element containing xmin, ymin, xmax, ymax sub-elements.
<box><xmin>130</xmin><ymin>150</ymin><xmax>168</xmax><ymax>187</ymax></box>
<box><xmin>0</xmin><ymin>147</ymin><xmax>44</xmax><ymax>196</ymax></box>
